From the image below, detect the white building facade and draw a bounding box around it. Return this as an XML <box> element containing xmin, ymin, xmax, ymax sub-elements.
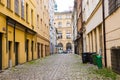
<box><xmin>82</xmin><ymin>0</ymin><xmax>109</xmax><ymax>67</ymax></box>
<box><xmin>49</xmin><ymin>0</ymin><xmax>57</xmax><ymax>54</ymax></box>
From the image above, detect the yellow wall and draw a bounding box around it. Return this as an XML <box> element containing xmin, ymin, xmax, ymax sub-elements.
<box><xmin>0</xmin><ymin>0</ymin><xmax>36</xmax><ymax>31</ymax></box>
<box><xmin>15</xmin><ymin>28</ymin><xmax>26</xmax><ymax>63</ymax></box>
<box><xmin>0</xmin><ymin>14</ymin><xmax>7</xmax><ymax>69</ymax></box>
<box><xmin>8</xmin><ymin>25</ymin><xmax>15</xmax><ymax>67</ymax></box>
<box><xmin>36</xmin><ymin>0</ymin><xmax>50</xmax><ymax>57</ymax></box>
<box><xmin>0</xmin><ymin>0</ymin><xmax>50</xmax><ymax>70</ymax></box>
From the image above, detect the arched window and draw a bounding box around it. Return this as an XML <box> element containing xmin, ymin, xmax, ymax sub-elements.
<box><xmin>66</xmin><ymin>43</ymin><xmax>72</xmax><ymax>50</ymax></box>
<box><xmin>58</xmin><ymin>43</ymin><xmax>63</xmax><ymax>50</ymax></box>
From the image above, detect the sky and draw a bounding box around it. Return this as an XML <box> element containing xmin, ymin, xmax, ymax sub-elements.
<box><xmin>55</xmin><ymin>0</ymin><xmax>74</xmax><ymax>12</ymax></box>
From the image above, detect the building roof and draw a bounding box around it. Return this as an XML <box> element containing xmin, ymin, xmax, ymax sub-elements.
<box><xmin>55</xmin><ymin>11</ymin><xmax>72</xmax><ymax>15</ymax></box>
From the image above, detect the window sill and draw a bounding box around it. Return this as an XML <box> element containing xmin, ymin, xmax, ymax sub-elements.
<box><xmin>6</xmin><ymin>7</ymin><xmax>13</xmax><ymax>13</ymax></box>
<box><xmin>32</xmin><ymin>25</ymin><xmax>34</xmax><ymax>29</ymax></box>
<box><xmin>15</xmin><ymin>12</ymin><xmax>20</xmax><ymax>17</ymax></box>
<box><xmin>21</xmin><ymin>17</ymin><xmax>25</xmax><ymax>21</ymax></box>
<box><xmin>26</xmin><ymin>21</ymin><xmax>29</xmax><ymax>24</ymax></box>
<box><xmin>0</xmin><ymin>2</ymin><xmax>4</xmax><ymax>6</ymax></box>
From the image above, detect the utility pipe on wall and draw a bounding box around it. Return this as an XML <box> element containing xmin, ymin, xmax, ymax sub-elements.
<box><xmin>102</xmin><ymin>0</ymin><xmax>107</xmax><ymax>67</ymax></box>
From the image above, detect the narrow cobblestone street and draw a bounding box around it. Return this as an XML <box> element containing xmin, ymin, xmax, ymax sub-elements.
<box><xmin>0</xmin><ymin>54</ymin><xmax>118</xmax><ymax>80</ymax></box>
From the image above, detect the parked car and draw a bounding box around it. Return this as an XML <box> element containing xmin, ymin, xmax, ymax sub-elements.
<box><xmin>63</xmin><ymin>51</ymin><xmax>67</xmax><ymax>54</ymax></box>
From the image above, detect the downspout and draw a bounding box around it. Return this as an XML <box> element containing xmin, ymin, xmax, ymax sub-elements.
<box><xmin>6</xmin><ymin>17</ymin><xmax>8</xmax><ymax>53</ymax></box>
<box><xmin>25</xmin><ymin>29</ymin><xmax>27</xmax><ymax>53</ymax></box>
<box><xmin>14</xmin><ymin>23</ymin><xmax>16</xmax><ymax>53</ymax></box>
<box><xmin>81</xmin><ymin>0</ymin><xmax>83</xmax><ymax>53</ymax></box>
<box><xmin>102</xmin><ymin>0</ymin><xmax>107</xmax><ymax>67</ymax></box>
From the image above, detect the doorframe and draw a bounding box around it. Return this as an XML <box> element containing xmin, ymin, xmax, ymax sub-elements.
<box><xmin>37</xmin><ymin>43</ymin><xmax>40</xmax><ymax>58</ymax></box>
<box><xmin>8</xmin><ymin>41</ymin><xmax>12</xmax><ymax>68</ymax></box>
<box><xmin>26</xmin><ymin>39</ymin><xmax>29</xmax><ymax>62</ymax></box>
<box><xmin>0</xmin><ymin>33</ymin><xmax>2</xmax><ymax>70</ymax></box>
<box><xmin>15</xmin><ymin>42</ymin><xmax>19</xmax><ymax>65</ymax></box>
<box><xmin>41</xmin><ymin>44</ymin><xmax>43</xmax><ymax>57</ymax></box>
<box><xmin>31</xmin><ymin>41</ymin><xmax>34</xmax><ymax>60</ymax></box>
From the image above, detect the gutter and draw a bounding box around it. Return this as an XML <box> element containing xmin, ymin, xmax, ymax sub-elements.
<box><xmin>102</xmin><ymin>0</ymin><xmax>107</xmax><ymax>67</ymax></box>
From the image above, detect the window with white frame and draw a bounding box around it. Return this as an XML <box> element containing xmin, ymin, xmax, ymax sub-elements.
<box><xmin>57</xmin><ymin>15</ymin><xmax>62</xmax><ymax>19</ymax></box>
<box><xmin>66</xmin><ymin>21</ymin><xmax>71</xmax><ymax>27</ymax></box>
<box><xmin>66</xmin><ymin>15</ymin><xmax>71</xmax><ymax>19</ymax></box>
<box><xmin>58</xmin><ymin>22</ymin><xmax>62</xmax><ymax>27</ymax></box>
<box><xmin>57</xmin><ymin>31</ymin><xmax>62</xmax><ymax>39</ymax></box>
<box><xmin>66</xmin><ymin>32</ymin><xmax>71</xmax><ymax>39</ymax></box>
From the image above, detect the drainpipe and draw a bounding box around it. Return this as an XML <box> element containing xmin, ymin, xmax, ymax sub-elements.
<box><xmin>25</xmin><ymin>29</ymin><xmax>27</xmax><ymax>52</ymax></box>
<box><xmin>6</xmin><ymin>17</ymin><xmax>8</xmax><ymax>53</ymax></box>
<box><xmin>81</xmin><ymin>0</ymin><xmax>84</xmax><ymax>53</ymax></box>
<box><xmin>102</xmin><ymin>0</ymin><xmax>107</xmax><ymax>67</ymax></box>
<box><xmin>14</xmin><ymin>23</ymin><xmax>16</xmax><ymax>53</ymax></box>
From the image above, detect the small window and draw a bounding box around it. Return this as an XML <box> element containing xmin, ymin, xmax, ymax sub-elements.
<box><xmin>0</xmin><ymin>0</ymin><xmax>3</xmax><ymax>4</ymax></box>
<box><xmin>66</xmin><ymin>15</ymin><xmax>71</xmax><ymax>19</ymax></box>
<box><xmin>7</xmin><ymin>0</ymin><xmax>11</xmax><ymax>9</ymax></box>
<box><xmin>66</xmin><ymin>22</ymin><xmax>71</xmax><ymax>27</ymax></box>
<box><xmin>58</xmin><ymin>22</ymin><xmax>62</xmax><ymax>27</ymax></box>
<box><xmin>26</xmin><ymin>3</ymin><xmax>28</xmax><ymax>22</ymax></box>
<box><xmin>37</xmin><ymin>15</ymin><xmax>39</xmax><ymax>29</ymax></box>
<box><xmin>31</xmin><ymin>9</ymin><xmax>33</xmax><ymax>26</ymax></box>
<box><xmin>21</xmin><ymin>0</ymin><xmax>24</xmax><ymax>18</ymax></box>
<box><xmin>57</xmin><ymin>31</ymin><xmax>62</xmax><ymax>39</ymax></box>
<box><xmin>57</xmin><ymin>15</ymin><xmax>62</xmax><ymax>19</ymax></box>
<box><xmin>108</xmin><ymin>0</ymin><xmax>120</xmax><ymax>15</ymax></box>
<box><xmin>15</xmin><ymin>0</ymin><xmax>19</xmax><ymax>15</ymax></box>
<box><xmin>66</xmin><ymin>33</ymin><xmax>71</xmax><ymax>39</ymax></box>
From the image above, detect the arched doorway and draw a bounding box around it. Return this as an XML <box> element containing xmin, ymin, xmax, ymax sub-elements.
<box><xmin>57</xmin><ymin>43</ymin><xmax>63</xmax><ymax>53</ymax></box>
<box><xmin>66</xmin><ymin>43</ymin><xmax>72</xmax><ymax>53</ymax></box>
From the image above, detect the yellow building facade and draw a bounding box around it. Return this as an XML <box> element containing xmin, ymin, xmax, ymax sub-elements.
<box><xmin>0</xmin><ymin>0</ymin><xmax>50</xmax><ymax>70</ymax></box>
<box><xmin>54</xmin><ymin>12</ymin><xmax>73</xmax><ymax>53</ymax></box>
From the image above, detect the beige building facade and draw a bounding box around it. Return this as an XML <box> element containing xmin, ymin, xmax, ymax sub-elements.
<box><xmin>82</xmin><ymin>0</ymin><xmax>105</xmax><ymax>63</ymax></box>
<box><xmin>105</xmin><ymin>0</ymin><xmax>120</xmax><ymax>73</ymax></box>
<box><xmin>54</xmin><ymin>11</ymin><xmax>73</xmax><ymax>53</ymax></box>
<box><xmin>82</xmin><ymin>0</ymin><xmax>120</xmax><ymax>70</ymax></box>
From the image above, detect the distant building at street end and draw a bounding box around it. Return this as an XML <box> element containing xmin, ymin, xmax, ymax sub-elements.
<box><xmin>54</xmin><ymin>11</ymin><xmax>73</xmax><ymax>53</ymax></box>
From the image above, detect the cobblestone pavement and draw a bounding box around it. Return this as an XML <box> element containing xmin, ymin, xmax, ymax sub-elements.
<box><xmin>0</xmin><ymin>54</ymin><xmax>118</xmax><ymax>80</ymax></box>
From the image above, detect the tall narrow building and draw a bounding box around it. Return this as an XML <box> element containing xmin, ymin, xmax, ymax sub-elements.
<box><xmin>72</xmin><ymin>0</ymin><xmax>83</xmax><ymax>55</ymax></box>
<box><xmin>49</xmin><ymin>0</ymin><xmax>57</xmax><ymax>54</ymax></box>
<box><xmin>36</xmin><ymin>0</ymin><xmax>50</xmax><ymax>58</ymax></box>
